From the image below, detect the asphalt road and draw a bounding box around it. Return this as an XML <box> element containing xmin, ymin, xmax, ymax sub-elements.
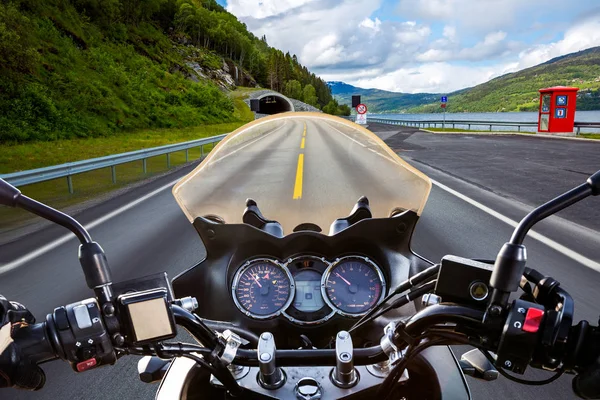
<box><xmin>0</xmin><ymin>117</ymin><xmax>599</xmax><ymax>399</ymax></box>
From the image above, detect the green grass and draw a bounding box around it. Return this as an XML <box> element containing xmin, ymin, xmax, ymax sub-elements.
<box><xmin>425</xmin><ymin>127</ymin><xmax>535</xmax><ymax>134</ymax></box>
<box><xmin>0</xmin><ymin>145</ymin><xmax>215</xmax><ymax>230</ymax></box>
<box><xmin>1</xmin><ymin>122</ymin><xmax>244</xmax><ymax>173</ymax></box>
<box><xmin>0</xmin><ymin>128</ymin><xmax>223</xmax><ymax>232</ymax></box>
<box><xmin>0</xmin><ymin>89</ymin><xmax>256</xmax><ymax>233</ymax></box>
<box><xmin>230</xmin><ymin>87</ymin><xmax>262</xmax><ymax>122</ymax></box>
<box><xmin>581</xmin><ymin>133</ymin><xmax>600</xmax><ymax>139</ymax></box>
<box><xmin>425</xmin><ymin>127</ymin><xmax>599</xmax><ymax>139</ymax></box>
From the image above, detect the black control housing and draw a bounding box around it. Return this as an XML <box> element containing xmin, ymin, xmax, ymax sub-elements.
<box><xmin>495</xmin><ymin>299</ymin><xmax>545</xmax><ymax>374</ymax></box>
<box><xmin>47</xmin><ymin>299</ymin><xmax>116</xmax><ymax>372</ymax></box>
<box><xmin>434</xmin><ymin>256</ymin><xmax>494</xmax><ymax>307</ymax></box>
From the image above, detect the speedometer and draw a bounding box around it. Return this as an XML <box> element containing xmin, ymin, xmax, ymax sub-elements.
<box><xmin>322</xmin><ymin>256</ymin><xmax>385</xmax><ymax>317</ymax></box>
<box><xmin>232</xmin><ymin>259</ymin><xmax>294</xmax><ymax>319</ymax></box>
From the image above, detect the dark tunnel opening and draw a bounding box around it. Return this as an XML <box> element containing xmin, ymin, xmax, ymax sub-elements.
<box><xmin>258</xmin><ymin>95</ymin><xmax>294</xmax><ymax>114</ymax></box>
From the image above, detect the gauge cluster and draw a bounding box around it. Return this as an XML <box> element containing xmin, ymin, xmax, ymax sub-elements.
<box><xmin>231</xmin><ymin>255</ymin><xmax>386</xmax><ymax>325</ymax></box>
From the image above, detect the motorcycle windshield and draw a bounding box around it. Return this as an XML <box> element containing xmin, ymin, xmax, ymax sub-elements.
<box><xmin>173</xmin><ymin>113</ymin><xmax>431</xmax><ymax>234</ymax></box>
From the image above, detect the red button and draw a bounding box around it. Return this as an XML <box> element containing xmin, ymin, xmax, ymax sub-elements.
<box><xmin>76</xmin><ymin>358</ymin><xmax>97</xmax><ymax>372</ymax></box>
<box><xmin>522</xmin><ymin>308</ymin><xmax>544</xmax><ymax>333</ymax></box>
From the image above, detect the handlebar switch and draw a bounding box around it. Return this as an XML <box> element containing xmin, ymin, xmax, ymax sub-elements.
<box><xmin>49</xmin><ymin>299</ymin><xmax>116</xmax><ymax>372</ymax></box>
<box><xmin>496</xmin><ymin>299</ymin><xmax>545</xmax><ymax>374</ymax></box>
<box><xmin>257</xmin><ymin>332</ymin><xmax>285</xmax><ymax>389</ymax></box>
<box><xmin>332</xmin><ymin>331</ymin><xmax>358</xmax><ymax>388</ymax></box>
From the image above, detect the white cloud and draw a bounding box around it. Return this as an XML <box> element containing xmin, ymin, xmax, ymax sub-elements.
<box><xmin>325</xmin><ymin>63</ymin><xmax>502</xmax><ymax>93</ymax></box>
<box><xmin>443</xmin><ymin>25</ymin><xmax>457</xmax><ymax>41</ymax></box>
<box><xmin>359</xmin><ymin>17</ymin><xmax>382</xmax><ymax>34</ymax></box>
<box><xmin>302</xmin><ymin>34</ymin><xmax>346</xmax><ymax>67</ymax></box>
<box><xmin>225</xmin><ymin>0</ymin><xmax>316</xmax><ymax>19</ymax></box>
<box><xmin>397</xmin><ymin>0</ymin><xmax>557</xmax><ymax>31</ymax></box>
<box><xmin>224</xmin><ymin>1</ymin><xmax>600</xmax><ymax>94</ymax></box>
<box><xmin>510</xmin><ymin>16</ymin><xmax>600</xmax><ymax>71</ymax></box>
<box><xmin>416</xmin><ymin>30</ymin><xmax>518</xmax><ymax>62</ymax></box>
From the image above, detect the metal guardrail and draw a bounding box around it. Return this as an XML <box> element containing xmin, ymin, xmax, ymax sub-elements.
<box><xmin>366</xmin><ymin>117</ymin><xmax>538</xmax><ymax>132</ymax></box>
<box><xmin>344</xmin><ymin>115</ymin><xmax>600</xmax><ymax>134</ymax></box>
<box><xmin>1</xmin><ymin>134</ymin><xmax>227</xmax><ymax>193</ymax></box>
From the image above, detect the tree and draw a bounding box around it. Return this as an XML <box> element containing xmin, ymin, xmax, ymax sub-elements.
<box><xmin>337</xmin><ymin>104</ymin><xmax>351</xmax><ymax>116</ymax></box>
<box><xmin>302</xmin><ymin>84</ymin><xmax>318</xmax><ymax>107</ymax></box>
<box><xmin>322</xmin><ymin>100</ymin><xmax>338</xmax><ymax>115</ymax></box>
<box><xmin>284</xmin><ymin>80</ymin><xmax>302</xmax><ymax>100</ymax></box>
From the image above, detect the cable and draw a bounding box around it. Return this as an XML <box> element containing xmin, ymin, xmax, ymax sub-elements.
<box><xmin>379</xmin><ymin>337</ymin><xmax>448</xmax><ymax>399</ymax></box>
<box><xmin>349</xmin><ymin>265</ymin><xmax>439</xmax><ymax>332</ymax></box>
<box><xmin>181</xmin><ymin>353</ymin><xmax>219</xmax><ymax>376</ymax></box>
<box><xmin>482</xmin><ymin>351</ymin><xmax>564</xmax><ymax>385</ymax></box>
<box><xmin>350</xmin><ymin>281</ymin><xmax>436</xmax><ymax>333</ymax></box>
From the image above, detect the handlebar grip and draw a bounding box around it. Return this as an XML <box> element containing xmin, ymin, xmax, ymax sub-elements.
<box><xmin>573</xmin><ymin>356</ymin><xmax>600</xmax><ymax>399</ymax></box>
<box><xmin>12</xmin><ymin>322</ymin><xmax>58</xmax><ymax>364</ymax></box>
<box><xmin>571</xmin><ymin>324</ymin><xmax>600</xmax><ymax>399</ymax></box>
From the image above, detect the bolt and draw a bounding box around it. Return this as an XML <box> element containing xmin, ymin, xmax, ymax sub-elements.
<box><xmin>338</xmin><ymin>331</ymin><xmax>348</xmax><ymax>340</ymax></box>
<box><xmin>489</xmin><ymin>305</ymin><xmax>502</xmax><ymax>316</ymax></box>
<box><xmin>340</xmin><ymin>352</ymin><xmax>351</xmax><ymax>361</ymax></box>
<box><xmin>261</xmin><ymin>332</ymin><xmax>272</xmax><ymax>340</ymax></box>
<box><xmin>103</xmin><ymin>303</ymin><xmax>115</xmax><ymax>316</ymax></box>
<box><xmin>207</xmin><ymin>229</ymin><xmax>216</xmax><ymax>239</ymax></box>
<box><xmin>260</xmin><ymin>353</ymin><xmax>271</xmax><ymax>362</ymax></box>
<box><xmin>396</xmin><ymin>223</ymin><xmax>407</xmax><ymax>234</ymax></box>
<box><xmin>112</xmin><ymin>333</ymin><xmax>125</xmax><ymax>346</ymax></box>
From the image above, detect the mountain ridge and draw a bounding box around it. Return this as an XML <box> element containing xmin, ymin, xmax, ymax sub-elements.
<box><xmin>330</xmin><ymin>46</ymin><xmax>600</xmax><ymax>113</ymax></box>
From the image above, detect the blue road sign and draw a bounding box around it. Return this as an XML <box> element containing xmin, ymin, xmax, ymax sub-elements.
<box><xmin>556</xmin><ymin>95</ymin><xmax>567</xmax><ymax>106</ymax></box>
<box><xmin>555</xmin><ymin>107</ymin><xmax>566</xmax><ymax>119</ymax></box>
<box><xmin>441</xmin><ymin>96</ymin><xmax>448</xmax><ymax>103</ymax></box>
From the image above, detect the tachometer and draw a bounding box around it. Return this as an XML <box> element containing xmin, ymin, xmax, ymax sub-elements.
<box><xmin>322</xmin><ymin>256</ymin><xmax>385</xmax><ymax>317</ymax></box>
<box><xmin>232</xmin><ymin>259</ymin><xmax>294</xmax><ymax>319</ymax></box>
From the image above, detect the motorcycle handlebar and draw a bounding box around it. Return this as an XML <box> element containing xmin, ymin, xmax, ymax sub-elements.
<box><xmin>13</xmin><ymin>322</ymin><xmax>58</xmax><ymax>365</ymax></box>
<box><xmin>10</xmin><ymin>293</ymin><xmax>600</xmax><ymax>400</ymax></box>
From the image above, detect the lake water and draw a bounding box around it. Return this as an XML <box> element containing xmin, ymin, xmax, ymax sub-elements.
<box><xmin>373</xmin><ymin>110</ymin><xmax>600</xmax><ymax>133</ymax></box>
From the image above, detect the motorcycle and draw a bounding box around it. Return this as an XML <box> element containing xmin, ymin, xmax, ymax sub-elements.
<box><xmin>0</xmin><ymin>113</ymin><xmax>599</xmax><ymax>399</ymax></box>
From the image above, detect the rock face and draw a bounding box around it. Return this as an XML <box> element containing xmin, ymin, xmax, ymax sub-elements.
<box><xmin>289</xmin><ymin>98</ymin><xmax>321</xmax><ymax>112</ymax></box>
<box><xmin>177</xmin><ymin>43</ymin><xmax>257</xmax><ymax>90</ymax></box>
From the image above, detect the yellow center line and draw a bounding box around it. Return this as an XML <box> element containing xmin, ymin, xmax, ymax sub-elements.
<box><xmin>293</xmin><ymin>154</ymin><xmax>304</xmax><ymax>200</ymax></box>
<box><xmin>300</xmin><ymin>137</ymin><xmax>305</xmax><ymax>149</ymax></box>
<box><xmin>303</xmin><ymin>122</ymin><xmax>306</xmax><ymax>137</ymax></box>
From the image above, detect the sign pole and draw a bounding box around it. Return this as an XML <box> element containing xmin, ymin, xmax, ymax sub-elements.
<box><xmin>443</xmin><ymin>106</ymin><xmax>446</xmax><ymax>129</ymax></box>
<box><xmin>441</xmin><ymin>96</ymin><xmax>448</xmax><ymax>129</ymax></box>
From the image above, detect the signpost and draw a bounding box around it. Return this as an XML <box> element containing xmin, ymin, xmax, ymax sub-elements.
<box><xmin>441</xmin><ymin>96</ymin><xmax>448</xmax><ymax>128</ymax></box>
<box><xmin>356</xmin><ymin>103</ymin><xmax>368</xmax><ymax>125</ymax></box>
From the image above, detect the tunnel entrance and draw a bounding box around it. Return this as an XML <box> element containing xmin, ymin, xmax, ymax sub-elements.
<box><xmin>250</xmin><ymin>93</ymin><xmax>295</xmax><ymax>115</ymax></box>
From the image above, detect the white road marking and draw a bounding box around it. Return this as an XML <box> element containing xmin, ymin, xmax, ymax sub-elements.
<box><xmin>0</xmin><ymin>178</ymin><xmax>180</xmax><ymax>275</ymax></box>
<box><xmin>2</xmin><ymin>124</ymin><xmax>598</xmax><ymax>276</ymax></box>
<box><xmin>325</xmin><ymin>122</ymin><xmax>366</xmax><ymax>147</ymax></box>
<box><xmin>211</xmin><ymin>120</ymin><xmax>288</xmax><ymax>164</ymax></box>
<box><xmin>431</xmin><ymin>179</ymin><xmax>600</xmax><ymax>273</ymax></box>
<box><xmin>368</xmin><ymin>148</ymin><xmax>397</xmax><ymax>164</ymax></box>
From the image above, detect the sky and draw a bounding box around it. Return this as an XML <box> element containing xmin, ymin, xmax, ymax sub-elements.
<box><xmin>217</xmin><ymin>0</ymin><xmax>600</xmax><ymax>94</ymax></box>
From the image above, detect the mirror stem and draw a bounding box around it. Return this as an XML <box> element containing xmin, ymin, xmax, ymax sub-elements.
<box><xmin>18</xmin><ymin>195</ymin><xmax>92</xmax><ymax>244</ymax></box>
<box><xmin>510</xmin><ymin>182</ymin><xmax>592</xmax><ymax>245</ymax></box>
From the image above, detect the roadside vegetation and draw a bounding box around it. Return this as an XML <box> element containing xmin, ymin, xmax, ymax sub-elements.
<box><xmin>425</xmin><ymin>127</ymin><xmax>534</xmax><ymax>134</ymax></box>
<box><xmin>0</xmin><ymin>0</ymin><xmax>348</xmax><ymax>148</ymax></box>
<box><xmin>425</xmin><ymin>127</ymin><xmax>599</xmax><ymax>139</ymax></box>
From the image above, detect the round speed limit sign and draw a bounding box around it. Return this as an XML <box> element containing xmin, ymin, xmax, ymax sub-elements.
<box><xmin>356</xmin><ymin>104</ymin><xmax>368</xmax><ymax>114</ymax></box>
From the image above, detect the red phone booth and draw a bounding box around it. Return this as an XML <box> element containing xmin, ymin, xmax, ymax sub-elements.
<box><xmin>538</xmin><ymin>86</ymin><xmax>579</xmax><ymax>134</ymax></box>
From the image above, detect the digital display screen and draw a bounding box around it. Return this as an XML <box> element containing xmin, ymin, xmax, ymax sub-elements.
<box><xmin>293</xmin><ymin>269</ymin><xmax>324</xmax><ymax>312</ymax></box>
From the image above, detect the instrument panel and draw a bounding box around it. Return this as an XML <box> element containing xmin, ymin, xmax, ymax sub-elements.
<box><xmin>231</xmin><ymin>255</ymin><xmax>386</xmax><ymax>325</ymax></box>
